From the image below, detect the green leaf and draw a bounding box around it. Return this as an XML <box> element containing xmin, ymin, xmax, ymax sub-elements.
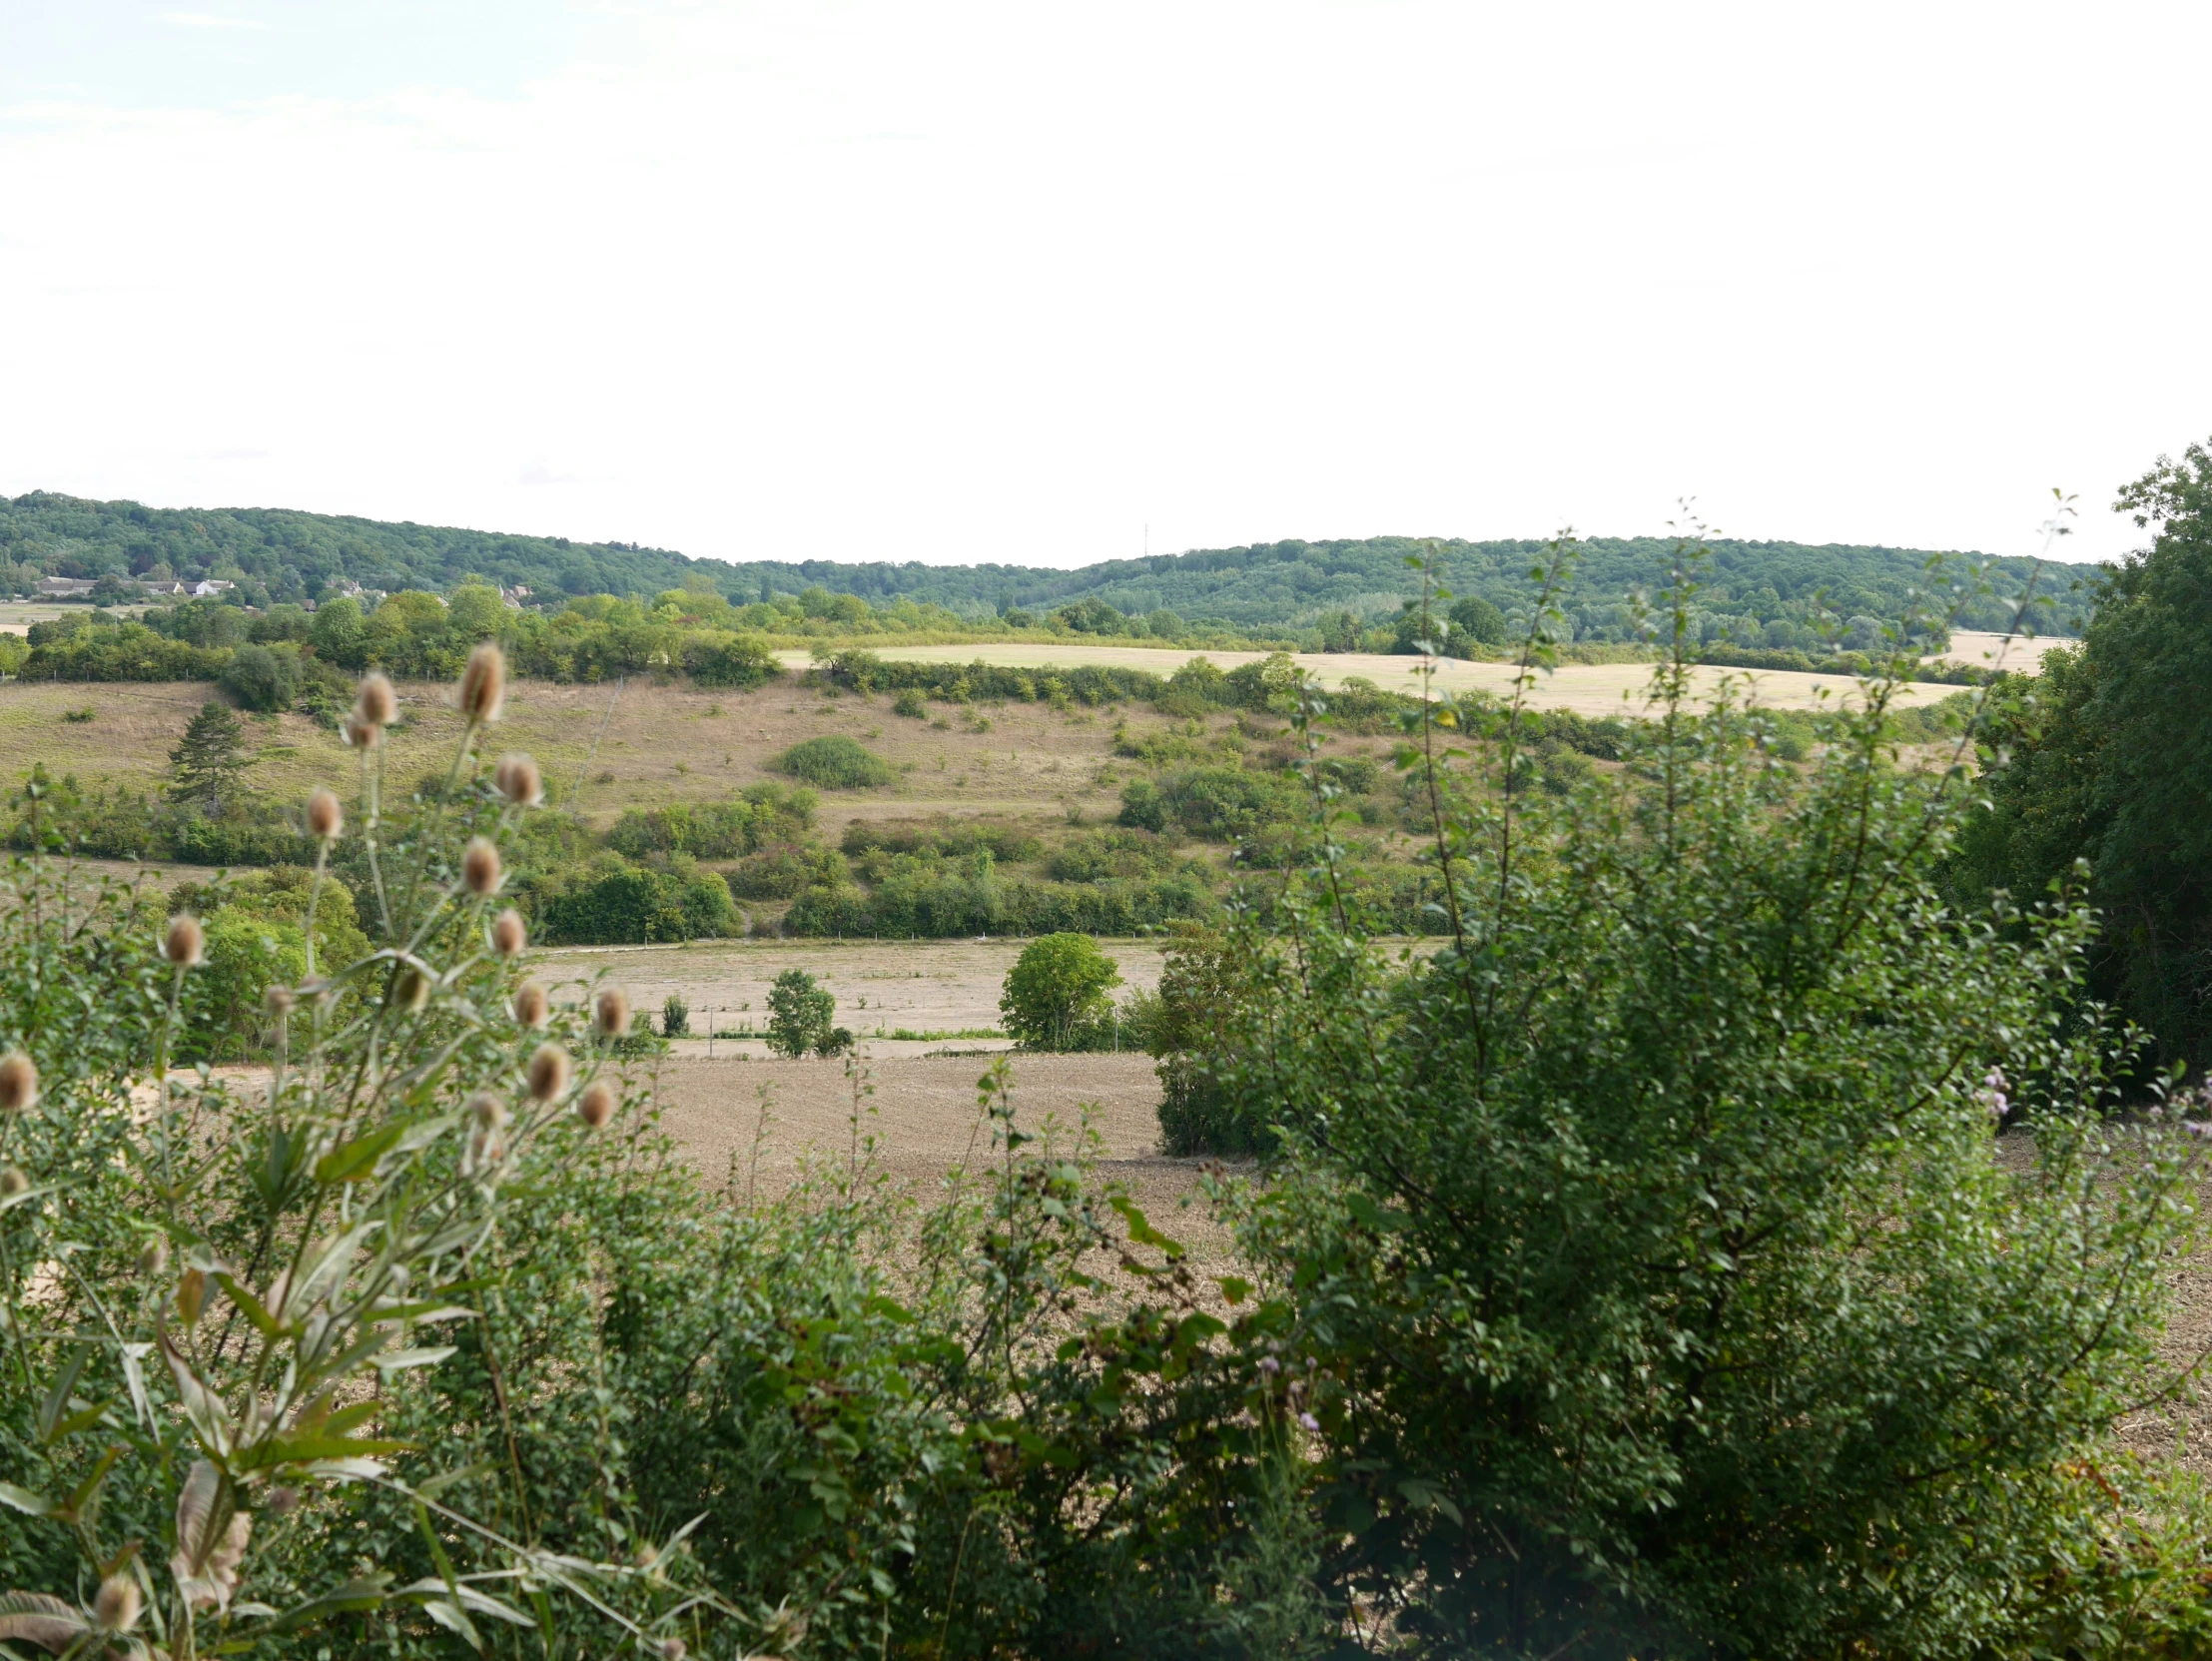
<box><xmin>313</xmin><ymin>1123</ymin><xmax>405</xmax><ymax>1186</ymax></box>
<box><xmin>266</xmin><ymin>1573</ymin><xmax>394</xmax><ymax>1634</ymax></box>
<box><xmin>0</xmin><ymin>1482</ymin><xmax>56</xmax><ymax>1517</ymax></box>
<box><xmin>1345</xmin><ymin>1192</ymin><xmax>1410</xmax><ymax>1234</ymax></box>
<box><xmin>1108</xmin><ymin>1196</ymin><xmax>1186</xmax><ymax>1260</ymax></box>
<box><xmin>214</xmin><ymin>1273</ymin><xmax>285</xmax><ymax>1338</ymax></box>
<box><xmin>372</xmin><ymin>1347</ymin><xmax>456</xmax><ymax>1374</ymax></box>
<box><xmin>36</xmin><ymin>1344</ymin><xmax>91</xmax><ymax>1444</ymax></box>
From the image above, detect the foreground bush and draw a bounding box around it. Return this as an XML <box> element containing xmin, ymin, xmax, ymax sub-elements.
<box><xmin>1195</xmin><ymin>562</ymin><xmax>2207</xmax><ymax>1656</ymax></box>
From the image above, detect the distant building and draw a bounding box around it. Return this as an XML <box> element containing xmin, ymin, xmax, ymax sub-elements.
<box><xmin>190</xmin><ymin>579</ymin><xmax>236</xmax><ymax>598</ymax></box>
<box><xmin>36</xmin><ymin>577</ymin><xmax>95</xmax><ymax>597</ymax></box>
<box><xmin>144</xmin><ymin>581</ymin><xmax>189</xmax><ymax>597</ymax></box>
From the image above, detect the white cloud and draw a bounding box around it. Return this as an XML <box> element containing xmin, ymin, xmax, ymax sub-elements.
<box><xmin>2</xmin><ymin>1</ymin><xmax>2207</xmax><ymax>570</ymax></box>
<box><xmin>157</xmin><ymin>13</ymin><xmax>271</xmax><ymax>29</ymax></box>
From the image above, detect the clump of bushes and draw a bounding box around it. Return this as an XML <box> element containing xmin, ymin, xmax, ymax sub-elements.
<box><xmin>775</xmin><ymin>734</ymin><xmax>892</xmax><ymax>789</ymax></box>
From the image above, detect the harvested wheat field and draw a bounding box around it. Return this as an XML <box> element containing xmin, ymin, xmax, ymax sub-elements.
<box><xmin>648</xmin><ymin>1049</ymin><xmax>1237</xmax><ymax>1273</ymax></box>
<box><xmin>785</xmin><ymin>639</ymin><xmax>1988</xmax><ymax>714</ymax></box>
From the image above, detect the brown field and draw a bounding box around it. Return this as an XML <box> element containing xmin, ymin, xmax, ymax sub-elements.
<box><xmin>648</xmin><ymin>1049</ymin><xmax>1233</xmax><ymax>1267</ymax></box>
<box><xmin>532</xmin><ymin>934</ymin><xmax>1166</xmax><ymax>1051</ymax></box>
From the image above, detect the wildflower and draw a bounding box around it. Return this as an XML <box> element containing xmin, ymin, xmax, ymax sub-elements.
<box><xmin>1298</xmin><ymin>1412</ymin><xmax>1320</xmax><ymax>1432</ymax></box>
<box><xmin>1257</xmin><ymin>1355</ymin><xmax>1280</xmax><ymax>1375</ymax></box>
<box><xmin>576</xmin><ymin>1081</ymin><xmax>615</xmax><ymax>1130</ymax></box>
<box><xmin>0</xmin><ymin>1051</ymin><xmax>37</xmax><ymax>1115</ymax></box>
<box><xmin>494</xmin><ymin>753</ymin><xmax>542</xmax><ymax>806</ymax></box>
<box><xmin>93</xmin><ymin>1574</ymin><xmax>141</xmax><ymax>1634</ymax></box>
<box><xmin>462</xmin><ymin>836</ymin><xmax>502</xmax><ymax>896</ymax></box>
<box><xmin>457</xmin><ymin>641</ymin><xmax>505</xmax><ymax>724</ymax></box>
<box><xmin>593</xmin><ymin>988</ymin><xmax>630</xmax><ymax>1038</ymax></box>
<box><xmin>355</xmin><ymin>671</ymin><xmax>397</xmax><ymax>728</ymax></box>
<box><xmin>491</xmin><ymin>908</ymin><xmax>527</xmax><ymax>957</ymax></box>
<box><xmin>1980</xmin><ymin>1065</ymin><xmax>2009</xmax><ymax>1122</ymax></box>
<box><xmin>307</xmin><ymin>786</ymin><xmax>344</xmax><ymax>841</ymax></box>
<box><xmin>164</xmin><ymin>914</ymin><xmax>205</xmax><ymax>967</ymax></box>
<box><xmin>513</xmin><ymin>981</ymin><xmax>549</xmax><ymax>1029</ymax></box>
<box><xmin>525</xmin><ymin>1043</ymin><xmax>571</xmax><ymax>1103</ymax></box>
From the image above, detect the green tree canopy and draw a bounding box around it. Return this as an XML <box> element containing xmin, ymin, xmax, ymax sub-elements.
<box><xmin>1000</xmin><ymin>932</ymin><xmax>1122</xmax><ymax>1048</ymax></box>
<box><xmin>765</xmin><ymin>968</ymin><xmax>840</xmax><ymax>1058</ymax></box>
<box><xmin>167</xmin><ymin>701</ymin><xmax>248</xmax><ymax>815</ymax></box>
<box><xmin>1951</xmin><ymin>437</ymin><xmax>2212</xmax><ymax>1066</ymax></box>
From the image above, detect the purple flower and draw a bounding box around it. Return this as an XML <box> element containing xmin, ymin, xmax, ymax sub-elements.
<box><xmin>1298</xmin><ymin>1413</ymin><xmax>1320</xmax><ymax>1432</ymax></box>
<box><xmin>1258</xmin><ymin>1355</ymin><xmax>1280</xmax><ymax>1375</ymax></box>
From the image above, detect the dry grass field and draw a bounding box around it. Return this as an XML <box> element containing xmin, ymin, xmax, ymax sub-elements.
<box><xmin>779</xmin><ymin>639</ymin><xmax>1996</xmax><ymax>714</ymax></box>
<box><xmin>0</xmin><ymin>673</ymin><xmax>1315</xmax><ymax>835</ymax></box>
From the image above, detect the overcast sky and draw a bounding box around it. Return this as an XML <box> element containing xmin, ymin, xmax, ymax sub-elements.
<box><xmin>1</xmin><ymin>1</ymin><xmax>2203</xmax><ymax>570</ymax></box>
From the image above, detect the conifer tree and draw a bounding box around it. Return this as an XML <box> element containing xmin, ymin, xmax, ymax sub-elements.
<box><xmin>168</xmin><ymin>701</ymin><xmax>248</xmax><ymax>814</ymax></box>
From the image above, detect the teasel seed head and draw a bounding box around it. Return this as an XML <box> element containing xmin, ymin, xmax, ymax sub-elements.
<box><xmin>307</xmin><ymin>786</ymin><xmax>344</xmax><ymax>842</ymax></box>
<box><xmin>355</xmin><ymin>671</ymin><xmax>397</xmax><ymax>728</ymax></box>
<box><xmin>264</xmin><ymin>985</ymin><xmax>295</xmax><ymax>1018</ymax></box>
<box><xmin>492</xmin><ymin>908</ymin><xmax>527</xmax><ymax>957</ymax></box>
<box><xmin>462</xmin><ymin>836</ymin><xmax>503</xmax><ymax>896</ymax></box>
<box><xmin>0</xmin><ymin>1168</ymin><xmax>28</xmax><ymax>1198</ymax></box>
<box><xmin>593</xmin><ymin>988</ymin><xmax>630</xmax><ymax>1038</ymax></box>
<box><xmin>513</xmin><ymin>980</ymin><xmax>549</xmax><ymax>1029</ymax></box>
<box><xmin>526</xmin><ymin>1043</ymin><xmax>571</xmax><ymax>1103</ymax></box>
<box><xmin>265</xmin><ymin>1485</ymin><xmax>301</xmax><ymax>1516</ymax></box>
<box><xmin>163</xmin><ymin>914</ymin><xmax>204</xmax><ymax>968</ymax></box>
<box><xmin>458</xmin><ymin>641</ymin><xmax>506</xmax><ymax>724</ymax></box>
<box><xmin>468</xmin><ymin>1091</ymin><xmax>511</xmax><ymax>1130</ymax></box>
<box><xmin>659</xmin><ymin>1639</ymin><xmax>685</xmax><ymax>1661</ymax></box>
<box><xmin>576</xmin><ymin>1081</ymin><xmax>615</xmax><ymax>1130</ymax></box>
<box><xmin>343</xmin><ymin>714</ymin><xmax>380</xmax><ymax>750</ymax></box>
<box><xmin>176</xmin><ymin>1267</ymin><xmax>206</xmax><ymax>1326</ymax></box>
<box><xmin>138</xmin><ymin>1237</ymin><xmax>169</xmax><ymax>1276</ymax></box>
<box><xmin>0</xmin><ymin>1052</ymin><xmax>37</xmax><ymax>1115</ymax></box>
<box><xmin>392</xmin><ymin>966</ymin><xmax>430</xmax><ymax>1013</ymax></box>
<box><xmin>94</xmin><ymin>1573</ymin><xmax>141</xmax><ymax>1634</ymax></box>
<box><xmin>494</xmin><ymin>753</ymin><xmax>543</xmax><ymax>806</ymax></box>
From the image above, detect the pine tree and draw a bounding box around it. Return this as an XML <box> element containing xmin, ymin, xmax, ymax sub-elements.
<box><xmin>168</xmin><ymin>702</ymin><xmax>248</xmax><ymax>815</ymax></box>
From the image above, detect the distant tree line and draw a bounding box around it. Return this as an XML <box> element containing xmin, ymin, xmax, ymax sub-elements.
<box><xmin>1</xmin><ymin>488</ymin><xmax>2078</xmax><ymax>644</ymax></box>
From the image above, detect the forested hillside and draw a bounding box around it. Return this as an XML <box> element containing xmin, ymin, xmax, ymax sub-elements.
<box><xmin>1</xmin><ymin>490</ymin><xmax>2082</xmax><ymax>640</ymax></box>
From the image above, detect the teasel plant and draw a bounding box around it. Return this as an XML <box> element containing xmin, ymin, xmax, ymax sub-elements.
<box><xmin>0</xmin><ymin>645</ymin><xmax>739</xmax><ymax>1659</ymax></box>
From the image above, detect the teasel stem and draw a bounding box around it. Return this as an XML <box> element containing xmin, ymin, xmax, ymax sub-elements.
<box><xmin>363</xmin><ymin>728</ymin><xmax>392</xmax><ymax>940</ymax></box>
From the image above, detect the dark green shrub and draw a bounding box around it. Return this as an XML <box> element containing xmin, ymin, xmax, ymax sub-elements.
<box><xmin>776</xmin><ymin>734</ymin><xmax>893</xmax><ymax>789</ymax></box>
<box><xmin>765</xmin><ymin>967</ymin><xmax>837</xmax><ymax>1056</ymax></box>
<box><xmin>1210</xmin><ymin>645</ymin><xmax>2199</xmax><ymax>1654</ymax></box>
<box><xmin>217</xmin><ymin>641</ymin><xmax>300</xmax><ymax>711</ymax></box>
<box><xmin>892</xmin><ymin>687</ymin><xmax>927</xmax><ymax>717</ymax></box>
<box><xmin>999</xmin><ymin>932</ymin><xmax>1121</xmax><ymax>1048</ymax></box>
